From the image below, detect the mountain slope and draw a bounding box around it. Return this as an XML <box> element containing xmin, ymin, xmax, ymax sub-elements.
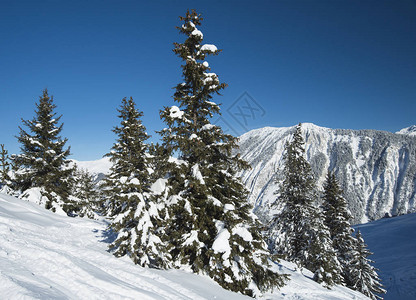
<box><xmin>356</xmin><ymin>213</ymin><xmax>416</xmax><ymax>300</ymax></box>
<box><xmin>397</xmin><ymin>125</ymin><xmax>416</xmax><ymax>137</ymax></box>
<box><xmin>237</xmin><ymin>123</ymin><xmax>416</xmax><ymax>224</ymax></box>
<box><xmin>0</xmin><ymin>192</ymin><xmax>366</xmax><ymax>299</ymax></box>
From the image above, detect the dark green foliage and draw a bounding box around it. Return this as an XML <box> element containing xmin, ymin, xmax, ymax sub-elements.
<box><xmin>0</xmin><ymin>144</ymin><xmax>11</xmax><ymax>185</ymax></box>
<box><xmin>158</xmin><ymin>9</ymin><xmax>287</xmax><ymax>295</ymax></box>
<box><xmin>102</xmin><ymin>97</ymin><xmax>151</xmax><ymax>216</ymax></box>
<box><xmin>322</xmin><ymin>171</ymin><xmax>357</xmax><ymax>285</ymax></box>
<box><xmin>268</xmin><ymin>124</ymin><xmax>342</xmax><ymax>287</ymax></box>
<box><xmin>12</xmin><ymin>89</ymin><xmax>73</xmax><ymax>209</ymax></box>
<box><xmin>148</xmin><ymin>142</ymin><xmax>170</xmax><ymax>182</ymax></box>
<box><xmin>102</xmin><ymin>97</ymin><xmax>166</xmax><ymax>268</ymax></box>
<box><xmin>349</xmin><ymin>230</ymin><xmax>386</xmax><ymax>300</ymax></box>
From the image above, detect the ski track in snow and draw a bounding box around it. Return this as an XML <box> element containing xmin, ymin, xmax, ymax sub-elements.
<box><xmin>0</xmin><ymin>193</ymin><xmax>368</xmax><ymax>300</ymax></box>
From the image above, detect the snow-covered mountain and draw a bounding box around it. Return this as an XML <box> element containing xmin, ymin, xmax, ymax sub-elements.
<box><xmin>71</xmin><ymin>157</ymin><xmax>112</xmax><ymax>175</ymax></box>
<box><xmin>0</xmin><ymin>192</ymin><xmax>367</xmax><ymax>299</ymax></box>
<box><xmin>396</xmin><ymin>125</ymin><xmax>416</xmax><ymax>137</ymax></box>
<box><xmin>70</xmin><ymin>157</ymin><xmax>111</xmax><ymax>183</ymax></box>
<box><xmin>237</xmin><ymin>123</ymin><xmax>416</xmax><ymax>224</ymax></box>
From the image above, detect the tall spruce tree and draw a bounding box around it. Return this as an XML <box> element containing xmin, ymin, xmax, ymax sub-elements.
<box><xmin>0</xmin><ymin>144</ymin><xmax>11</xmax><ymax>185</ymax></box>
<box><xmin>158</xmin><ymin>9</ymin><xmax>286</xmax><ymax>296</ymax></box>
<box><xmin>268</xmin><ymin>124</ymin><xmax>317</xmax><ymax>263</ymax></box>
<box><xmin>322</xmin><ymin>171</ymin><xmax>357</xmax><ymax>285</ymax></box>
<box><xmin>349</xmin><ymin>230</ymin><xmax>386</xmax><ymax>300</ymax></box>
<box><xmin>307</xmin><ymin>208</ymin><xmax>344</xmax><ymax>287</ymax></box>
<box><xmin>103</xmin><ymin>97</ymin><xmax>166</xmax><ymax>267</ymax></box>
<box><xmin>268</xmin><ymin>123</ymin><xmax>342</xmax><ymax>287</ymax></box>
<box><xmin>13</xmin><ymin>89</ymin><xmax>72</xmax><ymax>210</ymax></box>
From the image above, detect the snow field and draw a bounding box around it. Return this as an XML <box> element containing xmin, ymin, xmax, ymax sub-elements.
<box><xmin>0</xmin><ymin>192</ymin><xmax>368</xmax><ymax>299</ymax></box>
<box><xmin>356</xmin><ymin>213</ymin><xmax>416</xmax><ymax>300</ymax></box>
<box><xmin>0</xmin><ymin>193</ymin><xmax>248</xmax><ymax>300</ymax></box>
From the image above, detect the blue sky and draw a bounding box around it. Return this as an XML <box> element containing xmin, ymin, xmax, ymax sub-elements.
<box><xmin>1</xmin><ymin>0</ymin><xmax>415</xmax><ymax>160</ymax></box>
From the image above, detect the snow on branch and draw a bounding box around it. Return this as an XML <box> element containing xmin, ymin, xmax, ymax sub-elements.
<box><xmin>191</xmin><ymin>29</ymin><xmax>203</xmax><ymax>39</ymax></box>
<box><xmin>191</xmin><ymin>164</ymin><xmax>205</xmax><ymax>184</ymax></box>
<box><xmin>212</xmin><ymin>228</ymin><xmax>231</xmax><ymax>262</ymax></box>
<box><xmin>201</xmin><ymin>44</ymin><xmax>218</xmax><ymax>52</ymax></box>
<box><xmin>201</xmin><ymin>124</ymin><xmax>216</xmax><ymax>131</ymax></box>
<box><xmin>169</xmin><ymin>106</ymin><xmax>184</xmax><ymax>119</ymax></box>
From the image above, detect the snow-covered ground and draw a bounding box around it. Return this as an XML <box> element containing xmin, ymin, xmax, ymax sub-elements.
<box><xmin>356</xmin><ymin>213</ymin><xmax>416</xmax><ymax>300</ymax></box>
<box><xmin>0</xmin><ymin>192</ymin><xmax>367</xmax><ymax>299</ymax></box>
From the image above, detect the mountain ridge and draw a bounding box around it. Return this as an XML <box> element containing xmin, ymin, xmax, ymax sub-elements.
<box><xmin>237</xmin><ymin>123</ymin><xmax>416</xmax><ymax>224</ymax></box>
<box><xmin>70</xmin><ymin>123</ymin><xmax>416</xmax><ymax>224</ymax></box>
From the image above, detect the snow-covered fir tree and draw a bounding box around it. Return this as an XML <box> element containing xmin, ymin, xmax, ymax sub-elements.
<box><xmin>307</xmin><ymin>208</ymin><xmax>344</xmax><ymax>287</ymax></box>
<box><xmin>349</xmin><ymin>230</ymin><xmax>386</xmax><ymax>300</ymax></box>
<box><xmin>0</xmin><ymin>144</ymin><xmax>11</xmax><ymax>185</ymax></box>
<box><xmin>73</xmin><ymin>168</ymin><xmax>98</xmax><ymax>204</ymax></box>
<box><xmin>12</xmin><ymin>89</ymin><xmax>73</xmax><ymax>211</ymax></box>
<box><xmin>268</xmin><ymin>123</ymin><xmax>341</xmax><ymax>287</ymax></box>
<box><xmin>102</xmin><ymin>97</ymin><xmax>166</xmax><ymax>267</ymax></box>
<box><xmin>268</xmin><ymin>124</ymin><xmax>317</xmax><ymax>263</ymax></box>
<box><xmin>322</xmin><ymin>171</ymin><xmax>357</xmax><ymax>285</ymax></box>
<box><xmin>157</xmin><ymin>10</ymin><xmax>287</xmax><ymax>296</ymax></box>
<box><xmin>65</xmin><ymin>166</ymin><xmax>100</xmax><ymax>218</ymax></box>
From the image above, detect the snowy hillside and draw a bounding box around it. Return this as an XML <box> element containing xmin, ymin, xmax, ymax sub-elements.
<box><xmin>0</xmin><ymin>193</ymin><xmax>367</xmax><ymax>299</ymax></box>
<box><xmin>237</xmin><ymin>123</ymin><xmax>416</xmax><ymax>224</ymax></box>
<box><xmin>356</xmin><ymin>213</ymin><xmax>416</xmax><ymax>300</ymax></box>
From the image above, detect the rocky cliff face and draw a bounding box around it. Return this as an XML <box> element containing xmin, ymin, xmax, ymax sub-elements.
<box><xmin>237</xmin><ymin>123</ymin><xmax>416</xmax><ymax>224</ymax></box>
